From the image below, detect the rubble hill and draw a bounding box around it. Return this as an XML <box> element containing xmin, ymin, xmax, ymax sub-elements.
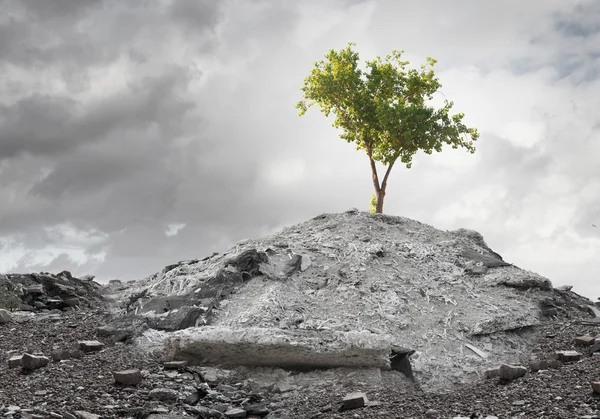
<box><xmin>112</xmin><ymin>210</ymin><xmax>598</xmax><ymax>392</ymax></box>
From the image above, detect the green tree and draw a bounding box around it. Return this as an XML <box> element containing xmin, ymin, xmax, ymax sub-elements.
<box><xmin>296</xmin><ymin>43</ymin><xmax>479</xmax><ymax>213</ymax></box>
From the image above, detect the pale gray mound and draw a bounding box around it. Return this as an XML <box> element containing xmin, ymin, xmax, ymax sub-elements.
<box><xmin>118</xmin><ymin>210</ymin><xmax>596</xmax><ymax>391</ymax></box>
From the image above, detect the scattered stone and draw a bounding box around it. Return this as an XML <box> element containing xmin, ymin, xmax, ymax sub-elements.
<box><xmin>74</xmin><ymin>412</ymin><xmax>100</xmax><ymax>419</ymax></box>
<box><xmin>148</xmin><ymin>388</ymin><xmax>180</xmax><ymax>403</ymax></box>
<box><xmin>51</xmin><ymin>349</ymin><xmax>83</xmax><ymax>362</ymax></box>
<box><xmin>163</xmin><ymin>360</ymin><xmax>188</xmax><ymax>369</ymax></box>
<box><xmin>556</xmin><ymin>350</ymin><xmax>582</xmax><ymax>362</ymax></box>
<box><xmin>113</xmin><ymin>369</ymin><xmax>142</xmax><ymax>385</ymax></box>
<box><xmin>556</xmin><ymin>285</ymin><xmax>573</xmax><ymax>291</ymax></box>
<box><xmin>246</xmin><ymin>404</ymin><xmax>269</xmax><ymax>416</ymax></box>
<box><xmin>0</xmin><ymin>309</ymin><xmax>12</xmax><ymax>324</ymax></box>
<box><xmin>498</xmin><ymin>364</ymin><xmax>527</xmax><ymax>381</ymax></box>
<box><xmin>589</xmin><ymin>341</ymin><xmax>600</xmax><ymax>353</ymax></box>
<box><xmin>529</xmin><ymin>359</ymin><xmax>549</xmax><ymax>372</ymax></box>
<box><xmin>78</xmin><ymin>340</ymin><xmax>104</xmax><ymax>353</ymax></box>
<box><xmin>574</xmin><ymin>335</ymin><xmax>596</xmax><ymax>346</ymax></box>
<box><xmin>340</xmin><ymin>392</ymin><xmax>368</xmax><ymax>411</ymax></box>
<box><xmin>425</xmin><ymin>408</ymin><xmax>440</xmax><ymax>417</ymax></box>
<box><xmin>592</xmin><ymin>382</ymin><xmax>600</xmax><ymax>394</ymax></box>
<box><xmin>484</xmin><ymin>367</ymin><xmax>500</xmax><ymax>379</ymax></box>
<box><xmin>21</xmin><ymin>353</ymin><xmax>50</xmax><ymax>371</ymax></box>
<box><xmin>8</xmin><ymin>355</ymin><xmax>22</xmax><ymax>368</ymax></box>
<box><xmin>224</xmin><ymin>407</ymin><xmax>246</xmax><ymax>418</ymax></box>
<box><xmin>191</xmin><ymin>407</ymin><xmax>227</xmax><ymax>418</ymax></box>
<box><xmin>184</xmin><ymin>391</ymin><xmax>200</xmax><ymax>405</ymax></box>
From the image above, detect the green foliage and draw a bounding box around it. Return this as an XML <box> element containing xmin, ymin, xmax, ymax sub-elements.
<box><xmin>0</xmin><ymin>286</ymin><xmax>20</xmax><ymax>311</ymax></box>
<box><xmin>369</xmin><ymin>194</ymin><xmax>377</xmax><ymax>213</ymax></box>
<box><xmin>296</xmin><ymin>43</ymin><xmax>479</xmax><ymax>213</ymax></box>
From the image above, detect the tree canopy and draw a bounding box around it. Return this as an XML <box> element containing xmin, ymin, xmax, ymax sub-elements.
<box><xmin>296</xmin><ymin>42</ymin><xmax>479</xmax><ymax>213</ymax></box>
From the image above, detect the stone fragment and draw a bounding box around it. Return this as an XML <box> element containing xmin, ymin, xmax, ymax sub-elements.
<box><xmin>498</xmin><ymin>364</ymin><xmax>527</xmax><ymax>381</ymax></box>
<box><xmin>0</xmin><ymin>309</ymin><xmax>12</xmax><ymax>324</ymax></box>
<box><xmin>163</xmin><ymin>360</ymin><xmax>188</xmax><ymax>369</ymax></box>
<box><xmin>592</xmin><ymin>381</ymin><xmax>600</xmax><ymax>394</ymax></box>
<box><xmin>425</xmin><ymin>409</ymin><xmax>440</xmax><ymax>418</ymax></box>
<box><xmin>528</xmin><ymin>359</ymin><xmax>549</xmax><ymax>372</ymax></box>
<box><xmin>589</xmin><ymin>341</ymin><xmax>600</xmax><ymax>353</ymax></box>
<box><xmin>74</xmin><ymin>412</ymin><xmax>100</xmax><ymax>419</ymax></box>
<box><xmin>51</xmin><ymin>349</ymin><xmax>83</xmax><ymax>362</ymax></box>
<box><xmin>184</xmin><ymin>391</ymin><xmax>200</xmax><ymax>405</ymax></box>
<box><xmin>21</xmin><ymin>353</ymin><xmax>50</xmax><ymax>371</ymax></box>
<box><xmin>113</xmin><ymin>369</ymin><xmax>142</xmax><ymax>385</ymax></box>
<box><xmin>574</xmin><ymin>335</ymin><xmax>596</xmax><ymax>346</ymax></box>
<box><xmin>224</xmin><ymin>407</ymin><xmax>246</xmax><ymax>418</ymax></box>
<box><xmin>8</xmin><ymin>355</ymin><xmax>23</xmax><ymax>368</ymax></box>
<box><xmin>148</xmin><ymin>388</ymin><xmax>180</xmax><ymax>403</ymax></box>
<box><xmin>484</xmin><ymin>367</ymin><xmax>500</xmax><ymax>379</ymax></box>
<box><xmin>190</xmin><ymin>407</ymin><xmax>227</xmax><ymax>418</ymax></box>
<box><xmin>78</xmin><ymin>340</ymin><xmax>104</xmax><ymax>353</ymax></box>
<box><xmin>341</xmin><ymin>392</ymin><xmax>368</xmax><ymax>411</ymax></box>
<box><xmin>556</xmin><ymin>350</ymin><xmax>582</xmax><ymax>362</ymax></box>
<box><xmin>246</xmin><ymin>404</ymin><xmax>269</xmax><ymax>416</ymax></box>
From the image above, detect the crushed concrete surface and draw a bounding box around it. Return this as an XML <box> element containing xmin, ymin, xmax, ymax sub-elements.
<box><xmin>109</xmin><ymin>211</ymin><xmax>597</xmax><ymax>391</ymax></box>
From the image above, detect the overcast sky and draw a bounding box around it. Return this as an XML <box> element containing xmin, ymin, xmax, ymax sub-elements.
<box><xmin>0</xmin><ymin>0</ymin><xmax>599</xmax><ymax>299</ymax></box>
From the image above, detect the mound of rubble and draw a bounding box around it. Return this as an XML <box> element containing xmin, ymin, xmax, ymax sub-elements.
<box><xmin>109</xmin><ymin>210</ymin><xmax>598</xmax><ymax>392</ymax></box>
<box><xmin>0</xmin><ymin>271</ymin><xmax>105</xmax><ymax>312</ymax></box>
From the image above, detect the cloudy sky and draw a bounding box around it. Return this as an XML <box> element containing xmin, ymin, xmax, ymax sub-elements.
<box><xmin>0</xmin><ymin>0</ymin><xmax>599</xmax><ymax>299</ymax></box>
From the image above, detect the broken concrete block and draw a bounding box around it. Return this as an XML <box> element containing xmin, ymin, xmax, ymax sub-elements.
<box><xmin>163</xmin><ymin>360</ymin><xmax>188</xmax><ymax>369</ymax></box>
<box><xmin>574</xmin><ymin>335</ymin><xmax>596</xmax><ymax>346</ymax></box>
<box><xmin>592</xmin><ymin>382</ymin><xmax>600</xmax><ymax>394</ymax></box>
<box><xmin>78</xmin><ymin>340</ymin><xmax>104</xmax><ymax>353</ymax></box>
<box><xmin>341</xmin><ymin>392</ymin><xmax>368</xmax><ymax>411</ymax></box>
<box><xmin>224</xmin><ymin>408</ymin><xmax>246</xmax><ymax>418</ymax></box>
<box><xmin>21</xmin><ymin>353</ymin><xmax>50</xmax><ymax>371</ymax></box>
<box><xmin>8</xmin><ymin>355</ymin><xmax>22</xmax><ymax>368</ymax></box>
<box><xmin>498</xmin><ymin>364</ymin><xmax>527</xmax><ymax>381</ymax></box>
<box><xmin>528</xmin><ymin>359</ymin><xmax>549</xmax><ymax>372</ymax></box>
<box><xmin>556</xmin><ymin>350</ymin><xmax>582</xmax><ymax>362</ymax></box>
<box><xmin>113</xmin><ymin>369</ymin><xmax>142</xmax><ymax>385</ymax></box>
<box><xmin>0</xmin><ymin>309</ymin><xmax>12</xmax><ymax>324</ymax></box>
<box><xmin>484</xmin><ymin>367</ymin><xmax>500</xmax><ymax>379</ymax></box>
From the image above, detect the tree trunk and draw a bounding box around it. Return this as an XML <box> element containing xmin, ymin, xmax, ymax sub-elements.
<box><xmin>375</xmin><ymin>189</ymin><xmax>385</xmax><ymax>213</ymax></box>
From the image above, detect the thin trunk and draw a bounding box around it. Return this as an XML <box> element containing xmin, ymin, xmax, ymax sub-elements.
<box><xmin>368</xmin><ymin>151</ymin><xmax>396</xmax><ymax>214</ymax></box>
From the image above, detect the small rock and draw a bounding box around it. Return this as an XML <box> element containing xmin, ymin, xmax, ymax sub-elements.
<box><xmin>148</xmin><ymin>388</ymin><xmax>180</xmax><ymax>403</ymax></box>
<box><xmin>272</xmin><ymin>382</ymin><xmax>296</xmax><ymax>393</ymax></box>
<box><xmin>78</xmin><ymin>340</ymin><xmax>104</xmax><ymax>353</ymax></box>
<box><xmin>498</xmin><ymin>364</ymin><xmax>527</xmax><ymax>381</ymax></box>
<box><xmin>21</xmin><ymin>353</ymin><xmax>50</xmax><ymax>371</ymax></box>
<box><xmin>592</xmin><ymin>381</ymin><xmax>600</xmax><ymax>394</ymax></box>
<box><xmin>34</xmin><ymin>390</ymin><xmax>47</xmax><ymax>396</ymax></box>
<box><xmin>556</xmin><ymin>350</ymin><xmax>582</xmax><ymax>362</ymax></box>
<box><xmin>190</xmin><ymin>407</ymin><xmax>226</xmax><ymax>418</ymax></box>
<box><xmin>163</xmin><ymin>360</ymin><xmax>188</xmax><ymax>369</ymax></box>
<box><xmin>113</xmin><ymin>369</ymin><xmax>142</xmax><ymax>385</ymax></box>
<box><xmin>0</xmin><ymin>309</ymin><xmax>12</xmax><ymax>324</ymax></box>
<box><xmin>8</xmin><ymin>355</ymin><xmax>22</xmax><ymax>368</ymax></box>
<box><xmin>574</xmin><ymin>335</ymin><xmax>596</xmax><ymax>346</ymax></box>
<box><xmin>425</xmin><ymin>409</ymin><xmax>440</xmax><ymax>418</ymax></box>
<box><xmin>51</xmin><ymin>349</ymin><xmax>83</xmax><ymax>362</ymax></box>
<box><xmin>557</xmin><ymin>285</ymin><xmax>573</xmax><ymax>291</ymax></box>
<box><xmin>341</xmin><ymin>392</ymin><xmax>368</xmax><ymax>411</ymax></box>
<box><xmin>224</xmin><ymin>408</ymin><xmax>246</xmax><ymax>418</ymax></box>
<box><xmin>484</xmin><ymin>367</ymin><xmax>500</xmax><ymax>379</ymax></box>
<box><xmin>74</xmin><ymin>412</ymin><xmax>100</xmax><ymax>419</ymax></box>
<box><xmin>589</xmin><ymin>341</ymin><xmax>600</xmax><ymax>353</ymax></box>
<box><xmin>184</xmin><ymin>391</ymin><xmax>200</xmax><ymax>405</ymax></box>
<box><xmin>529</xmin><ymin>359</ymin><xmax>549</xmax><ymax>372</ymax></box>
<box><xmin>246</xmin><ymin>404</ymin><xmax>269</xmax><ymax>416</ymax></box>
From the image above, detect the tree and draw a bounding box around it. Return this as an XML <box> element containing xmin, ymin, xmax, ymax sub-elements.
<box><xmin>296</xmin><ymin>43</ymin><xmax>479</xmax><ymax>213</ymax></box>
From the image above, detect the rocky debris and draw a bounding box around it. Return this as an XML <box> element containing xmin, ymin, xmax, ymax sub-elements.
<box><xmin>574</xmin><ymin>335</ymin><xmax>597</xmax><ymax>346</ymax></box>
<box><xmin>340</xmin><ymin>392</ymin><xmax>368</xmax><ymax>411</ymax></box>
<box><xmin>50</xmin><ymin>348</ymin><xmax>84</xmax><ymax>362</ymax></box>
<box><xmin>484</xmin><ymin>367</ymin><xmax>500</xmax><ymax>379</ymax></box>
<box><xmin>113</xmin><ymin>369</ymin><xmax>143</xmax><ymax>385</ymax></box>
<box><xmin>20</xmin><ymin>353</ymin><xmax>50</xmax><ymax>371</ymax></box>
<box><xmin>528</xmin><ymin>359</ymin><xmax>549</xmax><ymax>372</ymax></box>
<box><xmin>556</xmin><ymin>350</ymin><xmax>583</xmax><ymax>362</ymax></box>
<box><xmin>0</xmin><ymin>271</ymin><xmax>104</xmax><ymax>313</ymax></box>
<box><xmin>592</xmin><ymin>382</ymin><xmax>600</xmax><ymax>394</ymax></box>
<box><xmin>8</xmin><ymin>355</ymin><xmax>22</xmax><ymax>368</ymax></box>
<box><xmin>590</xmin><ymin>341</ymin><xmax>600</xmax><ymax>353</ymax></box>
<box><xmin>148</xmin><ymin>388</ymin><xmax>181</xmax><ymax>403</ymax></box>
<box><xmin>163</xmin><ymin>360</ymin><xmax>188</xmax><ymax>370</ymax></box>
<box><xmin>74</xmin><ymin>412</ymin><xmax>100</xmax><ymax>419</ymax></box>
<box><xmin>78</xmin><ymin>340</ymin><xmax>104</xmax><ymax>353</ymax></box>
<box><xmin>498</xmin><ymin>364</ymin><xmax>527</xmax><ymax>381</ymax></box>
<box><xmin>0</xmin><ymin>308</ymin><xmax>12</xmax><ymax>323</ymax></box>
<box><xmin>224</xmin><ymin>407</ymin><xmax>246</xmax><ymax>418</ymax></box>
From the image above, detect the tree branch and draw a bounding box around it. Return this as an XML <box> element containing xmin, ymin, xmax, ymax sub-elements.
<box><xmin>366</xmin><ymin>145</ymin><xmax>381</xmax><ymax>193</ymax></box>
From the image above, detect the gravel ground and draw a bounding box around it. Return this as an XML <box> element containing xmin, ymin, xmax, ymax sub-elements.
<box><xmin>1</xmin><ymin>307</ymin><xmax>599</xmax><ymax>419</ymax></box>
